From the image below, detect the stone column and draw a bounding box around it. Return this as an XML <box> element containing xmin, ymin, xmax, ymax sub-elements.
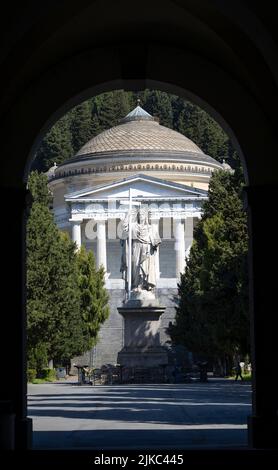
<box><xmin>151</xmin><ymin>218</ymin><xmax>160</xmax><ymax>280</ymax></box>
<box><xmin>184</xmin><ymin>216</ymin><xmax>194</xmax><ymax>263</ymax></box>
<box><xmin>71</xmin><ymin>220</ymin><xmax>82</xmax><ymax>250</ymax></box>
<box><xmin>96</xmin><ymin>219</ymin><xmax>107</xmax><ymax>271</ymax></box>
<box><xmin>1</xmin><ymin>187</ymin><xmax>32</xmax><ymax>449</ymax></box>
<box><xmin>174</xmin><ymin>218</ymin><xmax>185</xmax><ymax>277</ymax></box>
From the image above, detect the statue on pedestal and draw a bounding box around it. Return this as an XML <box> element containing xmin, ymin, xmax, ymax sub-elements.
<box><xmin>118</xmin><ymin>206</ymin><xmax>168</xmax><ymax>369</ymax></box>
<box><xmin>120</xmin><ymin>207</ymin><xmax>161</xmax><ymax>292</ymax></box>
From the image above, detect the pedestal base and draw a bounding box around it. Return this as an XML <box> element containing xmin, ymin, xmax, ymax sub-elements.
<box><xmin>118</xmin><ymin>347</ymin><xmax>168</xmax><ymax>368</ymax></box>
<box><xmin>117</xmin><ymin>294</ymin><xmax>168</xmax><ymax>369</ymax></box>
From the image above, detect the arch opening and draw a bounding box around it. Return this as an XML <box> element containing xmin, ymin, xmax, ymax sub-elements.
<box><xmin>26</xmin><ymin>87</ymin><xmax>252</xmax><ymax>450</ymax></box>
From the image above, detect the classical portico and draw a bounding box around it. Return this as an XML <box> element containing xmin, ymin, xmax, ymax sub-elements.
<box><xmin>64</xmin><ymin>174</ymin><xmax>204</xmax><ymax>286</ymax></box>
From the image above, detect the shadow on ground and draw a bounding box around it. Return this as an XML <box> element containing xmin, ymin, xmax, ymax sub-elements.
<box><xmin>28</xmin><ymin>380</ymin><xmax>251</xmax><ymax>449</ymax></box>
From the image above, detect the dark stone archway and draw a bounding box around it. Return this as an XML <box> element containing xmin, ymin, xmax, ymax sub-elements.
<box><xmin>0</xmin><ymin>0</ymin><xmax>278</xmax><ymax>455</ymax></box>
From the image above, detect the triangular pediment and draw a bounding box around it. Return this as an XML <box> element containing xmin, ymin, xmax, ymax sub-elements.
<box><xmin>65</xmin><ymin>174</ymin><xmax>207</xmax><ymax>201</ymax></box>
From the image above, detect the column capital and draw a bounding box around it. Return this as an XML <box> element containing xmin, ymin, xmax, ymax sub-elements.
<box><xmin>69</xmin><ymin>218</ymin><xmax>83</xmax><ymax>224</ymax></box>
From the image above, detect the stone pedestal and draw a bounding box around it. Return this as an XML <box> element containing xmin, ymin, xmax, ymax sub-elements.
<box><xmin>117</xmin><ymin>291</ymin><xmax>168</xmax><ymax>368</ymax></box>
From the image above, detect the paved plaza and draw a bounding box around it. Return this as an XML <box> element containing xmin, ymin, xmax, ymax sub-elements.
<box><xmin>28</xmin><ymin>379</ymin><xmax>251</xmax><ymax>449</ymax></box>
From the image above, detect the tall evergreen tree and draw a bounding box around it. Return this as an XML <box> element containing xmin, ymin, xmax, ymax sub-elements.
<box><xmin>173</xmin><ymin>98</ymin><xmax>230</xmax><ymax>162</ymax></box>
<box><xmin>96</xmin><ymin>92</ymin><xmax>118</xmax><ymax>129</ymax></box>
<box><xmin>70</xmin><ymin>101</ymin><xmax>94</xmax><ymax>153</ymax></box>
<box><xmin>27</xmin><ymin>172</ymin><xmax>93</xmax><ymax>371</ymax></box>
<box><xmin>77</xmin><ymin>247</ymin><xmax>110</xmax><ymax>346</ymax></box>
<box><xmin>141</xmin><ymin>90</ymin><xmax>173</xmax><ymax>127</ymax></box>
<box><xmin>90</xmin><ymin>113</ymin><xmax>101</xmax><ymax>137</ymax></box>
<box><xmin>199</xmin><ymin>117</ymin><xmax>229</xmax><ymax>160</ymax></box>
<box><xmin>45</xmin><ymin>231</ymin><xmax>89</xmax><ymax>364</ymax></box>
<box><xmin>170</xmin><ymin>169</ymin><xmax>249</xmax><ymax>374</ymax></box>
<box><xmin>34</xmin><ymin>115</ymin><xmax>73</xmax><ymax>172</ymax></box>
<box><xmin>113</xmin><ymin>90</ymin><xmax>133</xmax><ymax>122</ymax></box>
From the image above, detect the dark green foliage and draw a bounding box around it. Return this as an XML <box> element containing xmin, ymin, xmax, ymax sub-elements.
<box><xmin>27</xmin><ymin>342</ymin><xmax>48</xmax><ymax>373</ymax></box>
<box><xmin>95</xmin><ymin>92</ymin><xmax>118</xmax><ymax>129</ymax></box>
<box><xmin>140</xmin><ymin>90</ymin><xmax>173</xmax><ymax>127</ymax></box>
<box><xmin>94</xmin><ymin>90</ymin><xmax>133</xmax><ymax>129</ymax></box>
<box><xmin>172</xmin><ymin>97</ymin><xmax>229</xmax><ymax>161</ymax></box>
<box><xmin>90</xmin><ymin>113</ymin><xmax>101</xmax><ymax>137</ymax></box>
<box><xmin>38</xmin><ymin>368</ymin><xmax>57</xmax><ymax>381</ymax></box>
<box><xmin>77</xmin><ymin>247</ymin><xmax>110</xmax><ymax>346</ymax></box>
<box><xmin>44</xmin><ymin>231</ymin><xmax>88</xmax><ymax>363</ymax></box>
<box><xmin>113</xmin><ymin>90</ymin><xmax>133</xmax><ymax>122</ymax></box>
<box><xmin>27</xmin><ymin>369</ymin><xmax>37</xmax><ymax>383</ymax></box>
<box><xmin>28</xmin><ymin>170</ymin><xmax>52</xmax><ymax>206</ymax></box>
<box><xmin>27</xmin><ymin>172</ymin><xmax>109</xmax><ymax>371</ymax></box>
<box><xmin>34</xmin><ymin>115</ymin><xmax>73</xmax><ymax>172</ymax></box>
<box><xmin>34</xmin><ymin>89</ymin><xmax>237</xmax><ymax>172</ymax></box>
<box><xmin>70</xmin><ymin>101</ymin><xmax>94</xmax><ymax>153</ymax></box>
<box><xmin>171</xmin><ymin>169</ymin><xmax>249</xmax><ymax>373</ymax></box>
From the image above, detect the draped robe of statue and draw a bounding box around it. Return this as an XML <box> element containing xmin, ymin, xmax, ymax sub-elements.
<box><xmin>120</xmin><ymin>210</ymin><xmax>161</xmax><ymax>291</ymax></box>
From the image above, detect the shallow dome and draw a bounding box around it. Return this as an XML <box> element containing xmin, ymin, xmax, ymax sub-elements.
<box><xmin>74</xmin><ymin>109</ymin><xmax>204</xmax><ymax>160</ymax></box>
<box><xmin>52</xmin><ymin>105</ymin><xmax>223</xmax><ymax>188</ymax></box>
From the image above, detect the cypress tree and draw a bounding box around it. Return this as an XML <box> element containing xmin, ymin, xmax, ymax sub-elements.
<box><xmin>171</xmin><ymin>169</ymin><xmax>249</xmax><ymax>373</ymax></box>
<box><xmin>141</xmin><ymin>90</ymin><xmax>173</xmax><ymax>127</ymax></box>
<box><xmin>34</xmin><ymin>114</ymin><xmax>73</xmax><ymax>172</ymax></box>
<box><xmin>113</xmin><ymin>90</ymin><xmax>133</xmax><ymax>122</ymax></box>
<box><xmin>96</xmin><ymin>92</ymin><xmax>118</xmax><ymax>129</ymax></box>
<box><xmin>77</xmin><ymin>247</ymin><xmax>110</xmax><ymax>345</ymax></box>
<box><xmin>27</xmin><ymin>172</ymin><xmax>92</xmax><ymax>371</ymax></box>
<box><xmin>90</xmin><ymin>113</ymin><xmax>101</xmax><ymax>137</ymax></box>
<box><xmin>70</xmin><ymin>101</ymin><xmax>94</xmax><ymax>153</ymax></box>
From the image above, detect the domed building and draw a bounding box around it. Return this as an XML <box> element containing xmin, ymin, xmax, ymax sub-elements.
<box><xmin>48</xmin><ymin>104</ymin><xmax>225</xmax><ymax>368</ymax></box>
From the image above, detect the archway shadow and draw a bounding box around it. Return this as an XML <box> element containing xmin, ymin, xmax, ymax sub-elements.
<box><xmin>28</xmin><ymin>381</ymin><xmax>251</xmax><ymax>449</ymax></box>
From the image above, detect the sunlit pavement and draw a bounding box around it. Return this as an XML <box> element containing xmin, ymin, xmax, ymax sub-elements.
<box><xmin>28</xmin><ymin>379</ymin><xmax>251</xmax><ymax>449</ymax></box>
